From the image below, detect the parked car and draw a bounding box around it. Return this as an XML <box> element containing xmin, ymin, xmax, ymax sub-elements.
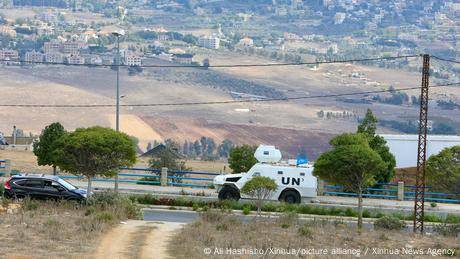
<box><xmin>3</xmin><ymin>174</ymin><xmax>88</xmax><ymax>201</ymax></box>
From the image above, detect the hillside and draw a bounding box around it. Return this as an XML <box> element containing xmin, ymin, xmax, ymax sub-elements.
<box><xmin>0</xmin><ymin>50</ymin><xmax>458</xmax><ymax>155</ymax></box>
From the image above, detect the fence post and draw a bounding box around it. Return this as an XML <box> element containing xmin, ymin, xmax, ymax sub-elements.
<box><xmin>160</xmin><ymin>167</ymin><xmax>168</xmax><ymax>186</ymax></box>
<box><xmin>317</xmin><ymin>179</ymin><xmax>325</xmax><ymax>196</ymax></box>
<box><xmin>397</xmin><ymin>181</ymin><xmax>404</xmax><ymax>201</ymax></box>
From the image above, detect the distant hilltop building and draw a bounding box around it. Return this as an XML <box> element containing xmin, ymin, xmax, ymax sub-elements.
<box><xmin>44</xmin><ymin>39</ymin><xmax>61</xmax><ymax>54</ymax></box>
<box><xmin>44</xmin><ymin>39</ymin><xmax>86</xmax><ymax>55</ymax></box>
<box><xmin>44</xmin><ymin>52</ymin><xmax>64</xmax><ymax>63</ymax></box>
<box><xmin>198</xmin><ymin>35</ymin><xmax>220</xmax><ymax>49</ymax></box>
<box><xmin>25</xmin><ymin>50</ymin><xmax>44</xmax><ymax>63</ymax></box>
<box><xmin>173</xmin><ymin>53</ymin><xmax>194</xmax><ymax>64</ymax></box>
<box><xmin>0</xmin><ymin>25</ymin><xmax>17</xmax><ymax>37</ymax></box>
<box><xmin>125</xmin><ymin>53</ymin><xmax>142</xmax><ymax>66</ymax></box>
<box><xmin>334</xmin><ymin>12</ymin><xmax>346</xmax><ymax>24</ymax></box>
<box><xmin>67</xmin><ymin>54</ymin><xmax>85</xmax><ymax>65</ymax></box>
<box><xmin>0</xmin><ymin>49</ymin><xmax>19</xmax><ymax>64</ymax></box>
<box><xmin>238</xmin><ymin>37</ymin><xmax>254</xmax><ymax>47</ymax></box>
<box><xmin>284</xmin><ymin>32</ymin><xmax>301</xmax><ymax>41</ymax></box>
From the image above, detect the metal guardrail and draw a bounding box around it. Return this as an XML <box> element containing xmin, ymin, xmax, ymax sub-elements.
<box><xmin>323</xmin><ymin>182</ymin><xmax>460</xmax><ymax>204</ymax></box>
<box><xmin>3</xmin><ymin>165</ymin><xmax>458</xmax><ymax>204</ymax></box>
<box><xmin>58</xmin><ymin>167</ymin><xmax>217</xmax><ymax>188</ymax></box>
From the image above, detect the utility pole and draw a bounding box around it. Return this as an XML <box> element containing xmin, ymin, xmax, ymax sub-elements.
<box><xmin>413</xmin><ymin>54</ymin><xmax>430</xmax><ymax>233</ymax></box>
<box><xmin>112</xmin><ymin>30</ymin><xmax>124</xmax><ymax>192</ymax></box>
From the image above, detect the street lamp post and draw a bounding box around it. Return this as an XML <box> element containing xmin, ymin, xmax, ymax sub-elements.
<box><xmin>112</xmin><ymin>30</ymin><xmax>124</xmax><ymax>192</ymax></box>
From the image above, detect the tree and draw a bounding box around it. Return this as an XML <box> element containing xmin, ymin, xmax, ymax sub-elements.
<box><xmin>200</xmin><ymin>137</ymin><xmax>207</xmax><ymax>155</ymax></box>
<box><xmin>357</xmin><ymin>109</ymin><xmax>396</xmax><ymax>183</ymax></box>
<box><xmin>241</xmin><ymin>176</ymin><xmax>277</xmax><ymax>216</ymax></box>
<box><xmin>432</xmin><ymin>123</ymin><xmax>457</xmax><ymax>135</ymax></box>
<box><xmin>33</xmin><ymin>122</ymin><xmax>66</xmax><ymax>175</ymax></box>
<box><xmin>149</xmin><ymin>146</ymin><xmax>189</xmax><ymax>183</ymax></box>
<box><xmin>426</xmin><ymin>146</ymin><xmax>460</xmax><ymax>197</ymax></box>
<box><xmin>146</xmin><ymin>142</ymin><xmax>153</xmax><ymax>151</ymax></box>
<box><xmin>54</xmin><ymin>126</ymin><xmax>136</xmax><ymax>197</ymax></box>
<box><xmin>193</xmin><ymin>140</ymin><xmax>201</xmax><ymax>156</ymax></box>
<box><xmin>218</xmin><ymin>139</ymin><xmax>234</xmax><ymax>157</ymax></box>
<box><xmin>206</xmin><ymin>137</ymin><xmax>216</xmax><ymax>156</ymax></box>
<box><xmin>149</xmin><ymin>148</ymin><xmax>187</xmax><ymax>171</ymax></box>
<box><xmin>313</xmin><ymin>134</ymin><xmax>385</xmax><ymax>229</ymax></box>
<box><xmin>228</xmin><ymin>145</ymin><xmax>257</xmax><ymax>173</ymax></box>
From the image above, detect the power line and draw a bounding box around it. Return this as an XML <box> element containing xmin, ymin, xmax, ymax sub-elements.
<box><xmin>432</xmin><ymin>56</ymin><xmax>460</xmax><ymax>65</ymax></box>
<box><xmin>0</xmin><ymin>82</ymin><xmax>457</xmax><ymax>108</ymax></box>
<box><xmin>0</xmin><ymin>54</ymin><xmax>419</xmax><ymax>68</ymax></box>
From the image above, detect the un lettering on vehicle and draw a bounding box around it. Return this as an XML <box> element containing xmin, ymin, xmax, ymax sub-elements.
<box><xmin>281</xmin><ymin>177</ymin><xmax>302</xmax><ymax>186</ymax></box>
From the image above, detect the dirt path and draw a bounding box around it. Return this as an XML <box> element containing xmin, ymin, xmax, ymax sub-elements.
<box><xmin>93</xmin><ymin>220</ymin><xmax>183</xmax><ymax>259</ymax></box>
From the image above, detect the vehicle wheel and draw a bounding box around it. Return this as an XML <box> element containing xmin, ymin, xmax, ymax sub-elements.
<box><xmin>280</xmin><ymin>190</ymin><xmax>301</xmax><ymax>204</ymax></box>
<box><xmin>218</xmin><ymin>186</ymin><xmax>240</xmax><ymax>201</ymax></box>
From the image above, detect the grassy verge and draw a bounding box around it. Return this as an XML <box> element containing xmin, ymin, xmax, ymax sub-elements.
<box><xmin>129</xmin><ymin>194</ymin><xmax>460</xmax><ymax>224</ymax></box>
<box><xmin>169</xmin><ymin>210</ymin><xmax>459</xmax><ymax>258</ymax></box>
<box><xmin>0</xmin><ymin>191</ymin><xmax>141</xmax><ymax>258</ymax></box>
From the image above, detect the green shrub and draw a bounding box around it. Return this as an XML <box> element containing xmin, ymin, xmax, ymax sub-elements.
<box><xmin>430</xmin><ymin>202</ymin><xmax>437</xmax><ymax>208</ymax></box>
<box><xmin>362</xmin><ymin>209</ymin><xmax>371</xmax><ymax>218</ymax></box>
<box><xmin>89</xmin><ymin>191</ymin><xmax>141</xmax><ymax>220</ymax></box>
<box><xmin>445</xmin><ymin>214</ymin><xmax>460</xmax><ymax>224</ymax></box>
<box><xmin>133</xmin><ymin>194</ymin><xmax>158</xmax><ymax>205</ymax></box>
<box><xmin>297</xmin><ymin>205</ymin><xmax>312</xmax><ymax>214</ymax></box>
<box><xmin>345</xmin><ymin>208</ymin><xmax>357</xmax><ymax>217</ymax></box>
<box><xmin>89</xmin><ymin>191</ymin><xmax>120</xmax><ymax>207</ymax></box>
<box><xmin>298</xmin><ymin>224</ymin><xmax>312</xmax><ymax>238</ymax></box>
<box><xmin>375</xmin><ymin>212</ymin><xmax>385</xmax><ymax>218</ymax></box>
<box><xmin>374</xmin><ymin>215</ymin><xmax>405</xmax><ymax>230</ymax></box>
<box><xmin>433</xmin><ymin>223</ymin><xmax>459</xmax><ymax>237</ymax></box>
<box><xmin>262</xmin><ymin>202</ymin><xmax>277</xmax><ymax>212</ymax></box>
<box><xmin>136</xmin><ymin>177</ymin><xmax>160</xmax><ymax>185</ymax></box>
<box><xmin>0</xmin><ymin>182</ymin><xmax>4</xmax><ymax>196</ymax></box>
<box><xmin>95</xmin><ymin>211</ymin><xmax>115</xmax><ymax>222</ymax></box>
<box><xmin>423</xmin><ymin>214</ymin><xmax>441</xmax><ymax>223</ymax></box>
<box><xmin>242</xmin><ymin>204</ymin><xmax>251</xmax><ymax>215</ymax></box>
<box><xmin>328</xmin><ymin>207</ymin><xmax>343</xmax><ymax>216</ymax></box>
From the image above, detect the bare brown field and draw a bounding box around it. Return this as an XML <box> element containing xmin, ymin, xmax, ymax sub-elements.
<box><xmin>141</xmin><ymin>115</ymin><xmax>335</xmax><ymax>159</ymax></box>
<box><xmin>169</xmin><ymin>211</ymin><xmax>460</xmax><ymax>259</ymax></box>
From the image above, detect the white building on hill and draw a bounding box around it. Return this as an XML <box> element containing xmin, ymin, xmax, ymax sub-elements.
<box><xmin>25</xmin><ymin>50</ymin><xmax>44</xmax><ymax>63</ymax></box>
<box><xmin>380</xmin><ymin>134</ymin><xmax>460</xmax><ymax>168</ymax></box>
<box><xmin>198</xmin><ymin>35</ymin><xmax>220</xmax><ymax>49</ymax></box>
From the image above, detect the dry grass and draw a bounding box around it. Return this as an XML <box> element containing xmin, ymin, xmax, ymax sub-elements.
<box><xmin>0</xmin><ymin>193</ymin><xmax>141</xmax><ymax>258</ymax></box>
<box><xmin>169</xmin><ymin>211</ymin><xmax>459</xmax><ymax>259</ymax></box>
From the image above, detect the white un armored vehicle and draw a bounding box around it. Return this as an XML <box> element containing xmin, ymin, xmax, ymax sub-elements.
<box><xmin>213</xmin><ymin>145</ymin><xmax>317</xmax><ymax>204</ymax></box>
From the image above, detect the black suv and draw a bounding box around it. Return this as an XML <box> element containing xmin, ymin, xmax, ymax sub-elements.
<box><xmin>3</xmin><ymin>174</ymin><xmax>88</xmax><ymax>201</ymax></box>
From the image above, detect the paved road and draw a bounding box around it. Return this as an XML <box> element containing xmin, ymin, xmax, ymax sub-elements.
<box><xmin>2</xmin><ymin>176</ymin><xmax>459</xmax><ymax>216</ymax></box>
<box><xmin>142</xmin><ymin>208</ymin><xmax>440</xmax><ymax>233</ymax></box>
<box><xmin>143</xmin><ymin>209</ymin><xmax>199</xmax><ymax>223</ymax></box>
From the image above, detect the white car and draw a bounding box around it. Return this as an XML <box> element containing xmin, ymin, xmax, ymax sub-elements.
<box><xmin>213</xmin><ymin>145</ymin><xmax>317</xmax><ymax>204</ymax></box>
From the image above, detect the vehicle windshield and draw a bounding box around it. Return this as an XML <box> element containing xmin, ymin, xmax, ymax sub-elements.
<box><xmin>57</xmin><ymin>178</ymin><xmax>77</xmax><ymax>190</ymax></box>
